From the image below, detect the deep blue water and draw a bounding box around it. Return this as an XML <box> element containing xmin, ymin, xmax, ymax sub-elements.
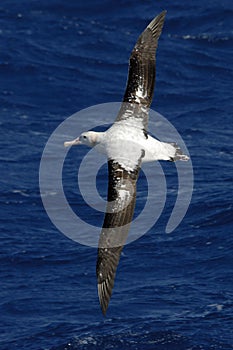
<box><xmin>1</xmin><ymin>0</ymin><xmax>233</xmax><ymax>349</ymax></box>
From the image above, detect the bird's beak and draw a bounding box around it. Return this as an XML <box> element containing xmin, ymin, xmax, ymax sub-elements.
<box><xmin>64</xmin><ymin>137</ymin><xmax>81</xmax><ymax>147</ymax></box>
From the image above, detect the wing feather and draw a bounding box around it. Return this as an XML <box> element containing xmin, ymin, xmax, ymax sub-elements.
<box><xmin>96</xmin><ymin>159</ymin><xmax>141</xmax><ymax>315</ymax></box>
<box><xmin>96</xmin><ymin>11</ymin><xmax>166</xmax><ymax>315</ymax></box>
<box><xmin>115</xmin><ymin>11</ymin><xmax>166</xmax><ymax>127</ymax></box>
<box><xmin>123</xmin><ymin>10</ymin><xmax>166</xmax><ymax>107</ymax></box>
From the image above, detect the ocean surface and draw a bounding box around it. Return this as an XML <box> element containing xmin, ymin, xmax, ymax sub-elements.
<box><xmin>1</xmin><ymin>0</ymin><xmax>233</xmax><ymax>349</ymax></box>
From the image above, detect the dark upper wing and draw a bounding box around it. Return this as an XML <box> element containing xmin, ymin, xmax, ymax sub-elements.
<box><xmin>115</xmin><ymin>11</ymin><xmax>166</xmax><ymax>128</ymax></box>
<box><xmin>96</xmin><ymin>11</ymin><xmax>166</xmax><ymax>315</ymax></box>
<box><xmin>96</xmin><ymin>156</ymin><xmax>143</xmax><ymax>315</ymax></box>
<box><xmin>123</xmin><ymin>10</ymin><xmax>166</xmax><ymax>107</ymax></box>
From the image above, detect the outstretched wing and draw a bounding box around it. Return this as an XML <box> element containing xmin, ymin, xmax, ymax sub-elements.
<box><xmin>115</xmin><ymin>11</ymin><xmax>166</xmax><ymax>130</ymax></box>
<box><xmin>96</xmin><ymin>11</ymin><xmax>166</xmax><ymax>315</ymax></box>
<box><xmin>96</xmin><ymin>158</ymin><xmax>142</xmax><ymax>315</ymax></box>
<box><xmin>123</xmin><ymin>10</ymin><xmax>166</xmax><ymax>107</ymax></box>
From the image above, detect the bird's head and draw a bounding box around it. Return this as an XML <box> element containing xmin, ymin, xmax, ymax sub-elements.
<box><xmin>64</xmin><ymin>131</ymin><xmax>101</xmax><ymax>148</ymax></box>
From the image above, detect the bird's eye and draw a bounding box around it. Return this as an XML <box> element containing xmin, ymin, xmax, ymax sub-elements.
<box><xmin>83</xmin><ymin>136</ymin><xmax>87</xmax><ymax>139</ymax></box>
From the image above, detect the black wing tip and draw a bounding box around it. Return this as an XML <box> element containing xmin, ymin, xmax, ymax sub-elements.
<box><xmin>98</xmin><ymin>282</ymin><xmax>110</xmax><ymax>316</ymax></box>
<box><xmin>155</xmin><ymin>9</ymin><xmax>167</xmax><ymax>21</ymax></box>
<box><xmin>161</xmin><ymin>9</ymin><xmax>167</xmax><ymax>15</ymax></box>
<box><xmin>147</xmin><ymin>10</ymin><xmax>167</xmax><ymax>34</ymax></box>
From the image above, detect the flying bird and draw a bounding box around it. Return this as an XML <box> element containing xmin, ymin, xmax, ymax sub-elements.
<box><xmin>64</xmin><ymin>11</ymin><xmax>189</xmax><ymax>315</ymax></box>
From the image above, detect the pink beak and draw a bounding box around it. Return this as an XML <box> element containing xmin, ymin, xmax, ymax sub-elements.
<box><xmin>64</xmin><ymin>137</ymin><xmax>81</xmax><ymax>147</ymax></box>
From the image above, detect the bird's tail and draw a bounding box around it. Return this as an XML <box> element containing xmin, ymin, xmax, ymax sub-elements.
<box><xmin>168</xmin><ymin>142</ymin><xmax>189</xmax><ymax>162</ymax></box>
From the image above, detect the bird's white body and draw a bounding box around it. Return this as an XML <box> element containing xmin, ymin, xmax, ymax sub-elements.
<box><xmin>65</xmin><ymin>122</ymin><xmax>188</xmax><ymax>172</ymax></box>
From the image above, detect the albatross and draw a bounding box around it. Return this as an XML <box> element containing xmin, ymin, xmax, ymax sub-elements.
<box><xmin>64</xmin><ymin>10</ymin><xmax>189</xmax><ymax>315</ymax></box>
